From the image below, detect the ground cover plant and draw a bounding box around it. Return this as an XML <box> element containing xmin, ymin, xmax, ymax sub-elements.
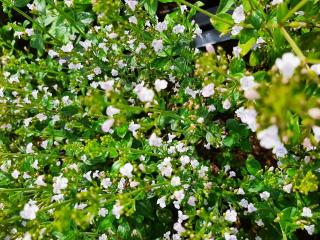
<box><xmin>0</xmin><ymin>0</ymin><xmax>320</xmax><ymax>239</ymax></box>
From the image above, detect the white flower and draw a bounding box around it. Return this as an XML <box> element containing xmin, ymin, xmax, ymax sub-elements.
<box><xmin>311</xmin><ymin>64</ymin><xmax>320</xmax><ymax>75</ymax></box>
<box><xmin>61</xmin><ymin>42</ymin><xmax>73</xmax><ymax>52</ymax></box>
<box><xmin>120</xmin><ymin>163</ymin><xmax>134</xmax><ymax>178</ymax></box>
<box><xmin>101</xmin><ymin>119</ymin><xmax>115</xmax><ymax>133</ymax></box>
<box><xmin>11</xmin><ymin>169</ymin><xmax>20</xmax><ymax>179</ymax></box>
<box><xmin>99</xmin><ymin>234</ymin><xmax>108</xmax><ymax>240</ymax></box>
<box><xmin>129</xmin><ymin>16</ymin><xmax>138</xmax><ymax>24</ymax></box>
<box><xmin>134</xmin><ymin>84</ymin><xmax>155</xmax><ymax>102</ymax></box>
<box><xmin>187</xmin><ymin>196</ymin><xmax>196</xmax><ymax>206</ymax></box>
<box><xmin>53</xmin><ymin>175</ymin><xmax>68</xmax><ymax>194</ymax></box>
<box><xmin>40</xmin><ymin>140</ymin><xmax>48</xmax><ymax>149</ymax></box>
<box><xmin>111</xmin><ymin>69</ymin><xmax>118</xmax><ymax>76</ymax></box>
<box><xmin>26</xmin><ymin>142</ymin><xmax>33</xmax><ymax>154</ymax></box>
<box><xmin>257</xmin><ymin>125</ymin><xmax>281</xmax><ymax>149</ymax></box>
<box><xmin>112</xmin><ymin>201</ymin><xmax>123</xmax><ymax>219</ymax></box>
<box><xmin>156</xmin><ymin>21</ymin><xmax>168</xmax><ymax>32</ymax></box>
<box><xmin>272</xmin><ymin>143</ymin><xmax>288</xmax><ymax>158</ymax></box>
<box><xmin>312</xmin><ymin>126</ymin><xmax>320</xmax><ymax>142</ymax></box>
<box><xmin>223</xmin><ymin>99</ymin><xmax>231</xmax><ymax>110</ymax></box>
<box><xmin>271</xmin><ymin>0</ymin><xmax>283</xmax><ymax>5</ymax></box>
<box><xmin>239</xmin><ymin>199</ymin><xmax>248</xmax><ymax>208</ymax></box>
<box><xmin>152</xmin><ymin>39</ymin><xmax>163</xmax><ymax>53</ymax></box>
<box><xmin>235</xmin><ymin>107</ymin><xmax>257</xmax><ymax>132</ymax></box>
<box><xmin>304</xmin><ymin>225</ymin><xmax>315</xmax><ymax>235</ymax></box>
<box><xmin>247</xmin><ymin>203</ymin><xmax>257</xmax><ymax>213</ymax></box>
<box><xmin>157</xmin><ymin>196</ymin><xmax>166</xmax><ymax>208</ymax></box>
<box><xmin>128</xmin><ymin>122</ymin><xmax>140</xmax><ymax>137</ymax></box>
<box><xmin>158</xmin><ymin>157</ymin><xmax>173</xmax><ymax>177</ymax></box>
<box><xmin>98</xmin><ymin>208</ymin><xmax>108</xmax><ymax>217</ymax></box>
<box><xmin>79</xmin><ymin>40</ymin><xmax>92</xmax><ymax>51</ymax></box>
<box><xmin>308</xmin><ymin>108</ymin><xmax>320</xmax><ymax>120</ymax></box>
<box><xmin>231</xmin><ymin>25</ymin><xmax>243</xmax><ymax>35</ymax></box>
<box><xmin>201</xmin><ymin>83</ymin><xmax>215</xmax><ymax>97</ymax></box>
<box><xmin>275</xmin><ymin>52</ymin><xmax>300</xmax><ymax>79</ymax></box>
<box><xmin>93</xmin><ymin>67</ymin><xmax>101</xmax><ymax>75</ymax></box>
<box><xmin>224</xmin><ymin>233</ymin><xmax>237</xmax><ymax>240</ymax></box>
<box><xmin>233</xmin><ymin>46</ymin><xmax>242</xmax><ymax>57</ymax></box>
<box><xmin>125</xmin><ymin>0</ymin><xmax>138</xmax><ymax>10</ymax></box>
<box><xmin>232</xmin><ymin>5</ymin><xmax>245</xmax><ymax>23</ymax></box>
<box><xmin>180</xmin><ymin>155</ymin><xmax>190</xmax><ymax>167</ymax></box>
<box><xmin>173</xmin><ymin>24</ymin><xmax>185</xmax><ymax>34</ymax></box>
<box><xmin>260</xmin><ymin>191</ymin><xmax>270</xmax><ymax>201</ymax></box>
<box><xmin>283</xmin><ymin>183</ymin><xmax>293</xmax><ymax>193</ymax></box>
<box><xmin>35</xmin><ymin>175</ymin><xmax>47</xmax><ymax>186</ymax></box>
<box><xmin>173</xmin><ymin>222</ymin><xmax>185</xmax><ymax>233</ymax></box>
<box><xmin>301</xmin><ymin>207</ymin><xmax>312</xmax><ymax>218</ymax></box>
<box><xmin>155</xmin><ymin>79</ymin><xmax>168</xmax><ymax>92</ymax></box>
<box><xmin>149</xmin><ymin>133</ymin><xmax>162</xmax><ymax>147</ymax></box>
<box><xmin>20</xmin><ymin>200</ymin><xmax>39</xmax><ymax>220</ymax></box>
<box><xmin>225</xmin><ymin>209</ymin><xmax>237</xmax><ymax>222</ymax></box>
<box><xmin>100</xmin><ymin>80</ymin><xmax>114</xmax><ymax>91</ymax></box>
<box><xmin>240</xmin><ymin>76</ymin><xmax>258</xmax><ymax>91</ymax></box>
<box><xmin>171</xmin><ymin>176</ymin><xmax>181</xmax><ymax>186</ymax></box>
<box><xmin>101</xmin><ymin>178</ymin><xmax>112</xmax><ymax>189</ymax></box>
<box><xmin>106</xmin><ymin>106</ymin><xmax>120</xmax><ymax>117</ymax></box>
<box><xmin>48</xmin><ymin>50</ymin><xmax>59</xmax><ymax>58</ymax></box>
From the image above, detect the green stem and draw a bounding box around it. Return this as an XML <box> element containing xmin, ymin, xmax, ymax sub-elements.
<box><xmin>0</xmin><ymin>187</ymin><xmax>38</xmax><ymax>193</ymax></box>
<box><xmin>281</xmin><ymin>0</ymin><xmax>308</xmax><ymax>23</ymax></box>
<box><xmin>279</xmin><ymin>27</ymin><xmax>305</xmax><ymax>61</ymax></box>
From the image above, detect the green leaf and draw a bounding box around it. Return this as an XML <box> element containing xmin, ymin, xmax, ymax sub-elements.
<box><xmin>210</xmin><ymin>13</ymin><xmax>234</xmax><ymax>34</ymax></box>
<box><xmin>217</xmin><ymin>0</ymin><xmax>234</xmax><ymax>13</ymax></box>
<box><xmin>14</xmin><ymin>0</ymin><xmax>31</xmax><ymax>7</ymax></box>
<box><xmin>229</xmin><ymin>58</ymin><xmax>245</xmax><ymax>74</ymax></box>
<box><xmin>30</xmin><ymin>33</ymin><xmax>45</xmax><ymax>55</ymax></box>
<box><xmin>116</xmin><ymin>124</ymin><xmax>128</xmax><ymax>138</ymax></box>
<box><xmin>239</xmin><ymin>37</ymin><xmax>256</xmax><ymax>56</ymax></box>
<box><xmin>246</xmin><ymin>155</ymin><xmax>261</xmax><ymax>175</ymax></box>
<box><xmin>144</xmin><ymin>0</ymin><xmax>158</xmax><ymax>16</ymax></box>
<box><xmin>117</xmin><ymin>221</ymin><xmax>131</xmax><ymax>239</ymax></box>
<box><xmin>249</xmin><ymin>51</ymin><xmax>260</xmax><ymax>66</ymax></box>
<box><xmin>279</xmin><ymin>207</ymin><xmax>299</xmax><ymax>237</ymax></box>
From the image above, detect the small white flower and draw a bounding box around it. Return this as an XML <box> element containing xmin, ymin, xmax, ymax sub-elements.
<box><xmin>35</xmin><ymin>175</ymin><xmax>47</xmax><ymax>186</ymax></box>
<box><xmin>247</xmin><ymin>203</ymin><xmax>257</xmax><ymax>213</ymax></box>
<box><xmin>171</xmin><ymin>176</ymin><xmax>181</xmax><ymax>186</ymax></box>
<box><xmin>155</xmin><ymin>79</ymin><xmax>168</xmax><ymax>92</ymax></box>
<box><xmin>260</xmin><ymin>191</ymin><xmax>270</xmax><ymax>201</ymax></box>
<box><xmin>231</xmin><ymin>25</ymin><xmax>243</xmax><ymax>35</ymax></box>
<box><xmin>308</xmin><ymin>108</ymin><xmax>320</xmax><ymax>120</ymax></box>
<box><xmin>275</xmin><ymin>52</ymin><xmax>300</xmax><ymax>79</ymax></box>
<box><xmin>20</xmin><ymin>200</ymin><xmax>39</xmax><ymax>220</ymax></box>
<box><xmin>26</xmin><ymin>142</ymin><xmax>33</xmax><ymax>154</ymax></box>
<box><xmin>233</xmin><ymin>46</ymin><xmax>242</xmax><ymax>57</ymax></box>
<box><xmin>240</xmin><ymin>76</ymin><xmax>258</xmax><ymax>91</ymax></box>
<box><xmin>312</xmin><ymin>126</ymin><xmax>320</xmax><ymax>142</ymax></box>
<box><xmin>152</xmin><ymin>39</ymin><xmax>164</xmax><ymax>53</ymax></box>
<box><xmin>79</xmin><ymin>40</ymin><xmax>92</xmax><ymax>51</ymax></box>
<box><xmin>201</xmin><ymin>83</ymin><xmax>215</xmax><ymax>97</ymax></box>
<box><xmin>187</xmin><ymin>196</ymin><xmax>196</xmax><ymax>206</ymax></box>
<box><xmin>129</xmin><ymin>16</ymin><xmax>138</xmax><ymax>24</ymax></box>
<box><xmin>61</xmin><ymin>42</ymin><xmax>73</xmax><ymax>52</ymax></box>
<box><xmin>106</xmin><ymin>106</ymin><xmax>120</xmax><ymax>117</ymax></box>
<box><xmin>48</xmin><ymin>50</ymin><xmax>59</xmax><ymax>58</ymax></box>
<box><xmin>98</xmin><ymin>208</ymin><xmax>108</xmax><ymax>217</ymax></box>
<box><xmin>272</xmin><ymin>143</ymin><xmax>288</xmax><ymax>158</ymax></box>
<box><xmin>232</xmin><ymin>5</ymin><xmax>245</xmax><ymax>23</ymax></box>
<box><xmin>271</xmin><ymin>0</ymin><xmax>283</xmax><ymax>5</ymax></box>
<box><xmin>134</xmin><ymin>84</ymin><xmax>155</xmax><ymax>102</ymax></box>
<box><xmin>224</xmin><ymin>233</ymin><xmax>237</xmax><ymax>240</ymax></box>
<box><xmin>156</xmin><ymin>21</ymin><xmax>168</xmax><ymax>32</ymax></box>
<box><xmin>173</xmin><ymin>24</ymin><xmax>185</xmax><ymax>34</ymax></box>
<box><xmin>257</xmin><ymin>125</ymin><xmax>281</xmax><ymax>149</ymax></box>
<box><xmin>149</xmin><ymin>133</ymin><xmax>162</xmax><ymax>147</ymax></box>
<box><xmin>53</xmin><ymin>175</ymin><xmax>68</xmax><ymax>194</ymax></box>
<box><xmin>111</xmin><ymin>69</ymin><xmax>118</xmax><ymax>77</ymax></box>
<box><xmin>157</xmin><ymin>196</ymin><xmax>166</xmax><ymax>208</ymax></box>
<box><xmin>112</xmin><ymin>201</ymin><xmax>123</xmax><ymax>219</ymax></box>
<box><xmin>101</xmin><ymin>119</ymin><xmax>115</xmax><ymax>133</ymax></box>
<box><xmin>239</xmin><ymin>198</ymin><xmax>248</xmax><ymax>208</ymax></box>
<box><xmin>128</xmin><ymin>122</ymin><xmax>140</xmax><ymax>137</ymax></box>
<box><xmin>311</xmin><ymin>64</ymin><xmax>320</xmax><ymax>75</ymax></box>
<box><xmin>11</xmin><ymin>169</ymin><xmax>20</xmax><ymax>179</ymax></box>
<box><xmin>304</xmin><ymin>224</ymin><xmax>315</xmax><ymax>235</ymax></box>
<box><xmin>301</xmin><ymin>207</ymin><xmax>312</xmax><ymax>218</ymax></box>
<box><xmin>125</xmin><ymin>0</ymin><xmax>138</xmax><ymax>10</ymax></box>
<box><xmin>99</xmin><ymin>234</ymin><xmax>108</xmax><ymax>240</ymax></box>
<box><xmin>235</xmin><ymin>107</ymin><xmax>257</xmax><ymax>132</ymax></box>
<box><xmin>223</xmin><ymin>99</ymin><xmax>231</xmax><ymax>110</ymax></box>
<box><xmin>120</xmin><ymin>163</ymin><xmax>134</xmax><ymax>178</ymax></box>
<box><xmin>225</xmin><ymin>209</ymin><xmax>237</xmax><ymax>222</ymax></box>
<box><xmin>283</xmin><ymin>183</ymin><xmax>293</xmax><ymax>193</ymax></box>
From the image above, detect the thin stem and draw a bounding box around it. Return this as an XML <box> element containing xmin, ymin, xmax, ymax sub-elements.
<box><xmin>281</xmin><ymin>0</ymin><xmax>309</xmax><ymax>23</ymax></box>
<box><xmin>279</xmin><ymin>27</ymin><xmax>305</xmax><ymax>61</ymax></box>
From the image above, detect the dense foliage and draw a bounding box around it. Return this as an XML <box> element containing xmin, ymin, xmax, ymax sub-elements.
<box><xmin>0</xmin><ymin>0</ymin><xmax>320</xmax><ymax>239</ymax></box>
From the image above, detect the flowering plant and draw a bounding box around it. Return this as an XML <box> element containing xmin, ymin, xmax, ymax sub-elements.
<box><xmin>0</xmin><ymin>0</ymin><xmax>319</xmax><ymax>239</ymax></box>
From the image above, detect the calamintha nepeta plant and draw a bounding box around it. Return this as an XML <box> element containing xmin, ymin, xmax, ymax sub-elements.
<box><xmin>0</xmin><ymin>0</ymin><xmax>320</xmax><ymax>239</ymax></box>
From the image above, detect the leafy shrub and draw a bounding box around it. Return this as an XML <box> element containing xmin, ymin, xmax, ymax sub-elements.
<box><xmin>0</xmin><ymin>0</ymin><xmax>319</xmax><ymax>239</ymax></box>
